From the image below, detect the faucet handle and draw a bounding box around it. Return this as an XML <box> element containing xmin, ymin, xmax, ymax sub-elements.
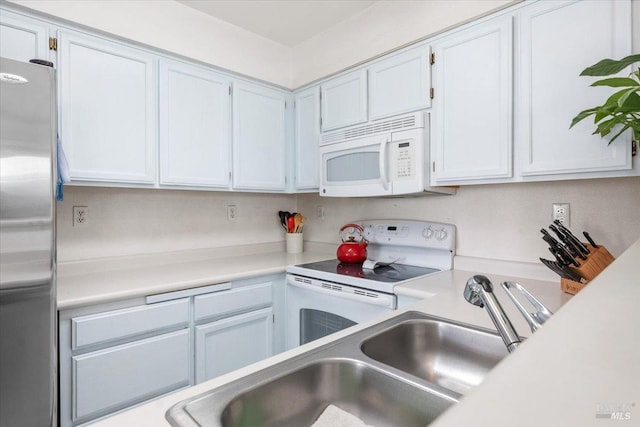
<box><xmin>500</xmin><ymin>281</ymin><xmax>553</xmax><ymax>332</ymax></box>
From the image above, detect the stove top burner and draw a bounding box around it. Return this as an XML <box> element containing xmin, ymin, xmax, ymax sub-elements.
<box><xmin>294</xmin><ymin>259</ymin><xmax>440</xmax><ymax>284</ymax></box>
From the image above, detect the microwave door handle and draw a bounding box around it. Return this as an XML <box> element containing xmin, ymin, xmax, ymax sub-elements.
<box><xmin>379</xmin><ymin>136</ymin><xmax>390</xmax><ymax>191</ymax></box>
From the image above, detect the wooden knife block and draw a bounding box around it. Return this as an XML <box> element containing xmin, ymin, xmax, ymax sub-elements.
<box><xmin>560</xmin><ymin>244</ymin><xmax>615</xmax><ymax>295</ymax></box>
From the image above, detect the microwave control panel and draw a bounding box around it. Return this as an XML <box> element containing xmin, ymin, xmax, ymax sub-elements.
<box><xmin>389</xmin><ymin>140</ymin><xmax>416</xmax><ymax>180</ymax></box>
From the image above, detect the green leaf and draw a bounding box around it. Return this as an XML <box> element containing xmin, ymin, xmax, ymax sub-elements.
<box><xmin>591</xmin><ymin>77</ymin><xmax>639</xmax><ymax>87</ymax></box>
<box><xmin>580</xmin><ymin>54</ymin><xmax>640</xmax><ymax>76</ymax></box>
<box><xmin>617</xmin><ymin>88</ymin><xmax>639</xmax><ymax>108</ymax></box>
<box><xmin>618</xmin><ymin>92</ymin><xmax>640</xmax><ymax>112</ymax></box>
<box><xmin>595</xmin><ymin>118</ymin><xmax>618</xmax><ymax>137</ymax></box>
<box><xmin>606</xmin><ymin>124</ymin><xmax>631</xmax><ymax>145</ymax></box>
<box><xmin>570</xmin><ymin>108</ymin><xmax>598</xmax><ymax>128</ymax></box>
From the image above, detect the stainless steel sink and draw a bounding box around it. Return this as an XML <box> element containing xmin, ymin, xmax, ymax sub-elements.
<box><xmin>360</xmin><ymin>316</ymin><xmax>508</xmax><ymax>395</ymax></box>
<box><xmin>167</xmin><ymin>312</ymin><xmax>509</xmax><ymax>427</ymax></box>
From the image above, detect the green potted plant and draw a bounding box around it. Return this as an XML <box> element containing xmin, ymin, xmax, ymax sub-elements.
<box><xmin>570</xmin><ymin>54</ymin><xmax>640</xmax><ymax>145</ymax></box>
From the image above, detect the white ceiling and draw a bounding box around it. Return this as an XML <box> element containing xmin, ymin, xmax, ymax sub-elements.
<box><xmin>176</xmin><ymin>0</ymin><xmax>377</xmax><ymax>47</ymax></box>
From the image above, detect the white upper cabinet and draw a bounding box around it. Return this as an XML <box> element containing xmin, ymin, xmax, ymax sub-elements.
<box><xmin>369</xmin><ymin>45</ymin><xmax>432</xmax><ymax>121</ymax></box>
<box><xmin>294</xmin><ymin>86</ymin><xmax>320</xmax><ymax>190</ymax></box>
<box><xmin>58</xmin><ymin>30</ymin><xmax>156</xmax><ymax>184</ymax></box>
<box><xmin>518</xmin><ymin>0</ymin><xmax>633</xmax><ymax>176</ymax></box>
<box><xmin>431</xmin><ymin>16</ymin><xmax>513</xmax><ymax>183</ymax></box>
<box><xmin>320</xmin><ymin>69</ymin><xmax>367</xmax><ymax>132</ymax></box>
<box><xmin>0</xmin><ymin>10</ymin><xmax>50</xmax><ymax>64</ymax></box>
<box><xmin>159</xmin><ymin>59</ymin><xmax>231</xmax><ymax>188</ymax></box>
<box><xmin>232</xmin><ymin>81</ymin><xmax>287</xmax><ymax>191</ymax></box>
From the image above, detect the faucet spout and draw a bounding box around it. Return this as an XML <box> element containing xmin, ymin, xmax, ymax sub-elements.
<box><xmin>464</xmin><ymin>275</ymin><xmax>522</xmax><ymax>353</ymax></box>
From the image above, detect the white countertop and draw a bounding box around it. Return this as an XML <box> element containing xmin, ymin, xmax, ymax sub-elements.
<box><xmin>57</xmin><ymin>243</ymin><xmax>334</xmax><ymax>309</ymax></box>
<box><xmin>69</xmin><ymin>239</ymin><xmax>639</xmax><ymax>427</ymax></box>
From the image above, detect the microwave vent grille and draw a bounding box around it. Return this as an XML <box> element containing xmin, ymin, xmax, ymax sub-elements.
<box><xmin>321</xmin><ymin>114</ymin><xmax>418</xmax><ymax>145</ymax></box>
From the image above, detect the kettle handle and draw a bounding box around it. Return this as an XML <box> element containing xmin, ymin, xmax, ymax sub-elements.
<box><xmin>339</xmin><ymin>223</ymin><xmax>365</xmax><ymax>243</ymax></box>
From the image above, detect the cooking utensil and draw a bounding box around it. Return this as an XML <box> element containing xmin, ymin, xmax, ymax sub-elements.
<box><xmin>287</xmin><ymin>216</ymin><xmax>295</xmax><ymax>233</ymax></box>
<box><xmin>549</xmin><ymin>224</ymin><xmax>587</xmax><ymax>260</ymax></box>
<box><xmin>278</xmin><ymin>211</ymin><xmax>288</xmax><ymax>231</ymax></box>
<box><xmin>540</xmin><ymin>229</ymin><xmax>579</xmax><ymax>266</ymax></box>
<box><xmin>337</xmin><ymin>223</ymin><xmax>368</xmax><ymax>263</ymax></box>
<box><xmin>583</xmin><ymin>231</ymin><xmax>598</xmax><ymax>248</ymax></box>
<box><xmin>539</xmin><ymin>258</ymin><xmax>582</xmax><ymax>282</ymax></box>
<box><xmin>294</xmin><ymin>213</ymin><xmax>303</xmax><ymax>233</ymax></box>
<box><xmin>553</xmin><ymin>220</ymin><xmax>589</xmax><ymax>255</ymax></box>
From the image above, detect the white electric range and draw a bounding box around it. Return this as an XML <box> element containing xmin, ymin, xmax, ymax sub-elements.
<box><xmin>285</xmin><ymin>219</ymin><xmax>456</xmax><ymax>349</ymax></box>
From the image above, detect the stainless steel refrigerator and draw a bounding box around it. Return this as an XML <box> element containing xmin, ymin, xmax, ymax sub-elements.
<box><xmin>0</xmin><ymin>57</ymin><xmax>57</xmax><ymax>426</ymax></box>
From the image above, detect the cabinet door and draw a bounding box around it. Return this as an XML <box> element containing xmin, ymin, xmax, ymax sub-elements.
<box><xmin>431</xmin><ymin>16</ymin><xmax>513</xmax><ymax>183</ymax></box>
<box><xmin>232</xmin><ymin>81</ymin><xmax>287</xmax><ymax>190</ymax></box>
<box><xmin>0</xmin><ymin>10</ymin><xmax>49</xmax><ymax>64</ymax></box>
<box><xmin>519</xmin><ymin>0</ymin><xmax>632</xmax><ymax>176</ymax></box>
<box><xmin>294</xmin><ymin>86</ymin><xmax>320</xmax><ymax>190</ymax></box>
<box><xmin>71</xmin><ymin>330</ymin><xmax>190</xmax><ymax>424</ymax></box>
<box><xmin>320</xmin><ymin>69</ymin><xmax>367</xmax><ymax>131</ymax></box>
<box><xmin>58</xmin><ymin>30</ymin><xmax>156</xmax><ymax>184</ymax></box>
<box><xmin>159</xmin><ymin>59</ymin><xmax>231</xmax><ymax>187</ymax></box>
<box><xmin>369</xmin><ymin>45</ymin><xmax>431</xmax><ymax>120</ymax></box>
<box><xmin>195</xmin><ymin>307</ymin><xmax>273</xmax><ymax>383</ymax></box>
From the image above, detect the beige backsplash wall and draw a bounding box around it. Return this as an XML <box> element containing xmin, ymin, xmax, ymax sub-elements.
<box><xmin>56</xmin><ymin>186</ymin><xmax>297</xmax><ymax>262</ymax></box>
<box><xmin>57</xmin><ymin>177</ymin><xmax>639</xmax><ymax>263</ymax></box>
<box><xmin>298</xmin><ymin>177</ymin><xmax>640</xmax><ymax>262</ymax></box>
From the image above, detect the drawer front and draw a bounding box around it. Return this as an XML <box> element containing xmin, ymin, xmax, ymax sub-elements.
<box><xmin>72</xmin><ymin>298</ymin><xmax>189</xmax><ymax>349</ymax></box>
<box><xmin>72</xmin><ymin>329</ymin><xmax>190</xmax><ymax>422</ymax></box>
<box><xmin>194</xmin><ymin>282</ymin><xmax>272</xmax><ymax>322</ymax></box>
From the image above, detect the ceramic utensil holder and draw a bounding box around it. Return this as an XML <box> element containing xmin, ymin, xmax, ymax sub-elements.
<box><xmin>286</xmin><ymin>233</ymin><xmax>303</xmax><ymax>254</ymax></box>
<box><xmin>560</xmin><ymin>244</ymin><xmax>614</xmax><ymax>295</ymax></box>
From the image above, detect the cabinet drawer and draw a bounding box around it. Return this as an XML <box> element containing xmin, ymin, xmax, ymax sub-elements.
<box><xmin>194</xmin><ymin>282</ymin><xmax>272</xmax><ymax>322</ymax></box>
<box><xmin>72</xmin><ymin>329</ymin><xmax>190</xmax><ymax>422</ymax></box>
<box><xmin>72</xmin><ymin>298</ymin><xmax>189</xmax><ymax>349</ymax></box>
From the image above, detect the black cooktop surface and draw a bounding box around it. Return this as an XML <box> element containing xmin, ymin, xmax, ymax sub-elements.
<box><xmin>293</xmin><ymin>259</ymin><xmax>440</xmax><ymax>283</ymax></box>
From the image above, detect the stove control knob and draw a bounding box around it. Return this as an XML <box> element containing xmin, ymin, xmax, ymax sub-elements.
<box><xmin>422</xmin><ymin>227</ymin><xmax>434</xmax><ymax>239</ymax></box>
<box><xmin>435</xmin><ymin>228</ymin><xmax>448</xmax><ymax>241</ymax></box>
<box><xmin>363</xmin><ymin>225</ymin><xmax>375</xmax><ymax>241</ymax></box>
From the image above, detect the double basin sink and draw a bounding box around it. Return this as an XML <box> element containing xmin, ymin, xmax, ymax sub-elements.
<box><xmin>166</xmin><ymin>311</ymin><xmax>509</xmax><ymax>427</ymax></box>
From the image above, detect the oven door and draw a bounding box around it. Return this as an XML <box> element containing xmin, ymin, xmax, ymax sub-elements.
<box><xmin>285</xmin><ymin>274</ymin><xmax>396</xmax><ymax>350</ymax></box>
<box><xmin>319</xmin><ymin>133</ymin><xmax>393</xmax><ymax>197</ymax></box>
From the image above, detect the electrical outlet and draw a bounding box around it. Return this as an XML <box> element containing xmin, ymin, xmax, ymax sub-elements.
<box><xmin>317</xmin><ymin>205</ymin><xmax>325</xmax><ymax>219</ymax></box>
<box><xmin>552</xmin><ymin>203</ymin><xmax>570</xmax><ymax>227</ymax></box>
<box><xmin>227</xmin><ymin>205</ymin><xmax>237</xmax><ymax>222</ymax></box>
<box><xmin>73</xmin><ymin>206</ymin><xmax>89</xmax><ymax>228</ymax></box>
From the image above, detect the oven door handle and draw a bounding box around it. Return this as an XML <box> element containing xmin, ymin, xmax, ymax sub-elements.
<box><xmin>287</xmin><ymin>277</ymin><xmax>396</xmax><ymax>309</ymax></box>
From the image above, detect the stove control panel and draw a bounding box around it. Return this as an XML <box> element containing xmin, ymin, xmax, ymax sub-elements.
<box><xmin>359</xmin><ymin>220</ymin><xmax>455</xmax><ymax>251</ymax></box>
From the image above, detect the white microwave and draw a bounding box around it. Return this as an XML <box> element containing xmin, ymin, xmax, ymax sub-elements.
<box><xmin>319</xmin><ymin>112</ymin><xmax>454</xmax><ymax>197</ymax></box>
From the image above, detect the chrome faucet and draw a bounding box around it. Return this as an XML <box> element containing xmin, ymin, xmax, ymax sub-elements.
<box><xmin>464</xmin><ymin>275</ymin><xmax>521</xmax><ymax>352</ymax></box>
<box><xmin>464</xmin><ymin>275</ymin><xmax>553</xmax><ymax>353</ymax></box>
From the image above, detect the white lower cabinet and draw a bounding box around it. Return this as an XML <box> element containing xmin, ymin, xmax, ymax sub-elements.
<box><xmin>59</xmin><ymin>275</ymin><xmax>281</xmax><ymax>426</ymax></box>
<box><xmin>59</xmin><ymin>298</ymin><xmax>191</xmax><ymax>427</ymax></box>
<box><xmin>72</xmin><ymin>330</ymin><xmax>190</xmax><ymax>423</ymax></box>
<box><xmin>193</xmin><ymin>281</ymin><xmax>274</xmax><ymax>383</ymax></box>
<box><xmin>195</xmin><ymin>307</ymin><xmax>273</xmax><ymax>383</ymax></box>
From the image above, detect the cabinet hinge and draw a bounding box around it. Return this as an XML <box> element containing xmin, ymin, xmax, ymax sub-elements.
<box><xmin>272</xmin><ymin>314</ymin><xmax>275</xmax><ymax>323</ymax></box>
<box><xmin>228</xmin><ymin>171</ymin><xmax>232</xmax><ymax>181</ymax></box>
<box><xmin>430</xmin><ymin>52</ymin><xmax>435</xmax><ymax>65</ymax></box>
<box><xmin>432</xmin><ymin>161</ymin><xmax>435</xmax><ymax>173</ymax></box>
<box><xmin>48</xmin><ymin>37</ymin><xmax>57</xmax><ymax>51</ymax></box>
<box><xmin>228</xmin><ymin>86</ymin><xmax>232</xmax><ymax>96</ymax></box>
<box><xmin>430</xmin><ymin>87</ymin><xmax>434</xmax><ymax>100</ymax></box>
<box><xmin>285</xmin><ymin>100</ymin><xmax>287</xmax><ymax>109</ymax></box>
<box><xmin>632</xmin><ymin>139</ymin><xmax>637</xmax><ymax>157</ymax></box>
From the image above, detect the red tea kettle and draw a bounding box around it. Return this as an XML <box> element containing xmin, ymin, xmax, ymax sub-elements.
<box><xmin>337</xmin><ymin>223</ymin><xmax>368</xmax><ymax>264</ymax></box>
